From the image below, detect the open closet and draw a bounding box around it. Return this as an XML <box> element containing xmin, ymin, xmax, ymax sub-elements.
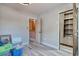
<box><xmin>59</xmin><ymin>3</ymin><xmax>78</xmax><ymax>56</ymax></box>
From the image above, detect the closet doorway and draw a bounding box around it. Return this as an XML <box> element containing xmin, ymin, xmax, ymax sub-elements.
<box><xmin>59</xmin><ymin>3</ymin><xmax>78</xmax><ymax>56</ymax></box>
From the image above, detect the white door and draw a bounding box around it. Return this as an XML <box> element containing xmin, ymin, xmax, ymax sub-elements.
<box><xmin>36</xmin><ymin>17</ymin><xmax>42</xmax><ymax>43</ymax></box>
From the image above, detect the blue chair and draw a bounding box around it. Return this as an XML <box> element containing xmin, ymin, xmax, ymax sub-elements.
<box><xmin>11</xmin><ymin>48</ymin><xmax>23</xmax><ymax>56</ymax></box>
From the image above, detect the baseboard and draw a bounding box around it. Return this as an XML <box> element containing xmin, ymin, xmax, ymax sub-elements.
<box><xmin>41</xmin><ymin>42</ymin><xmax>59</xmax><ymax>50</ymax></box>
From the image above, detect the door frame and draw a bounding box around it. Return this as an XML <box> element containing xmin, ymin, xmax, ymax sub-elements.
<box><xmin>73</xmin><ymin>3</ymin><xmax>78</xmax><ymax>56</ymax></box>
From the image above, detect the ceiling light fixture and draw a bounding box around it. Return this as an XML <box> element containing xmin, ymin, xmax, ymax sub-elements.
<box><xmin>20</xmin><ymin>3</ymin><xmax>32</xmax><ymax>6</ymax></box>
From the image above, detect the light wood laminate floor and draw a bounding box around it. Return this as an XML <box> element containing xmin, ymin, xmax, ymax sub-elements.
<box><xmin>23</xmin><ymin>42</ymin><xmax>73</xmax><ymax>56</ymax></box>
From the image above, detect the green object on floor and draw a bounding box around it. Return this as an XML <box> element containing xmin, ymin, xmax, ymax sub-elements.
<box><xmin>0</xmin><ymin>43</ymin><xmax>12</xmax><ymax>55</ymax></box>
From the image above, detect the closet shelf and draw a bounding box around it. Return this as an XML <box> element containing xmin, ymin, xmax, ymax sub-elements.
<box><xmin>64</xmin><ymin>29</ymin><xmax>73</xmax><ymax>31</ymax></box>
<box><xmin>64</xmin><ymin>18</ymin><xmax>73</xmax><ymax>21</ymax></box>
<box><xmin>65</xmin><ymin>34</ymin><xmax>73</xmax><ymax>35</ymax></box>
<box><xmin>64</xmin><ymin>12</ymin><xmax>73</xmax><ymax>15</ymax></box>
<box><xmin>64</xmin><ymin>24</ymin><xmax>73</xmax><ymax>25</ymax></box>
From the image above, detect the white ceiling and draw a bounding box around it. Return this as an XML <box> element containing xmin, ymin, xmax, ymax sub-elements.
<box><xmin>0</xmin><ymin>3</ymin><xmax>65</xmax><ymax>15</ymax></box>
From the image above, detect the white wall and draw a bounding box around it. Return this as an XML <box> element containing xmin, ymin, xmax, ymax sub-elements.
<box><xmin>0</xmin><ymin>4</ymin><xmax>74</xmax><ymax>50</ymax></box>
<box><xmin>38</xmin><ymin>3</ymin><xmax>73</xmax><ymax>49</ymax></box>
<box><xmin>0</xmin><ymin>5</ymin><xmax>37</xmax><ymax>45</ymax></box>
